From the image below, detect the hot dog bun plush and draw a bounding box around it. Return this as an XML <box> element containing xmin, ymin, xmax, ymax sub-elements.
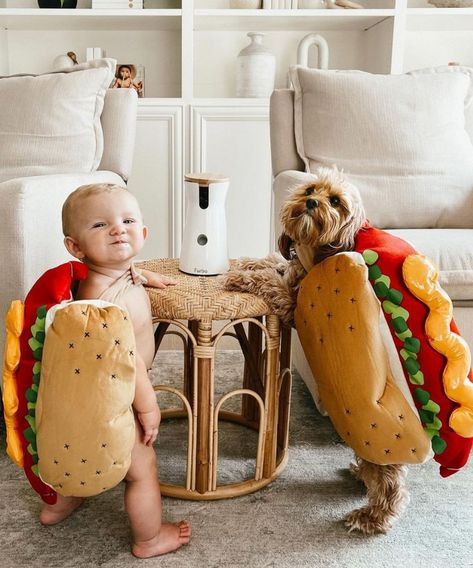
<box><xmin>295</xmin><ymin>226</ymin><xmax>473</xmax><ymax>476</ymax></box>
<box><xmin>36</xmin><ymin>301</ymin><xmax>136</xmax><ymax>497</ymax></box>
<box><xmin>2</xmin><ymin>262</ymin><xmax>136</xmax><ymax>502</ymax></box>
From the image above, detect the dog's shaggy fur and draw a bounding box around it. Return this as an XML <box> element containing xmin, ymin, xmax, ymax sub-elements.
<box><xmin>224</xmin><ymin>167</ymin><xmax>409</xmax><ymax>534</ymax></box>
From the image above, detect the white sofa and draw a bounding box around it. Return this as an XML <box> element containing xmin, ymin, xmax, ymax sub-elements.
<box><xmin>270</xmin><ymin>66</ymin><xmax>473</xmax><ymax>406</ymax></box>
<box><xmin>0</xmin><ymin>61</ymin><xmax>138</xmax><ymax>358</ymax></box>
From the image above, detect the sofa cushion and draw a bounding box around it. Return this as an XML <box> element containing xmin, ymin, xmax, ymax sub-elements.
<box><xmin>0</xmin><ymin>59</ymin><xmax>116</xmax><ymax>183</ymax></box>
<box><xmin>290</xmin><ymin>66</ymin><xmax>473</xmax><ymax>230</ymax></box>
<box><xmin>388</xmin><ymin>229</ymin><xmax>473</xmax><ymax>302</ymax></box>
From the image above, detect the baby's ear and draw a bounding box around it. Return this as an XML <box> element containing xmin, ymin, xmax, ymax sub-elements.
<box><xmin>64</xmin><ymin>236</ymin><xmax>84</xmax><ymax>260</ymax></box>
<box><xmin>142</xmin><ymin>225</ymin><xmax>148</xmax><ymax>240</ymax></box>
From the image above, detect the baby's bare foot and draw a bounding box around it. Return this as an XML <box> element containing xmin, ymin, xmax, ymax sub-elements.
<box><xmin>39</xmin><ymin>496</ymin><xmax>84</xmax><ymax>526</ymax></box>
<box><xmin>132</xmin><ymin>521</ymin><xmax>191</xmax><ymax>558</ymax></box>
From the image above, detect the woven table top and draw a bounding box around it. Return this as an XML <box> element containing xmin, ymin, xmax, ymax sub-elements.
<box><xmin>138</xmin><ymin>258</ymin><xmax>271</xmax><ymax>323</ymax></box>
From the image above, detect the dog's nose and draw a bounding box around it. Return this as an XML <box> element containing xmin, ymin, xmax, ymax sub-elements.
<box><xmin>306</xmin><ymin>198</ymin><xmax>319</xmax><ymax>210</ymax></box>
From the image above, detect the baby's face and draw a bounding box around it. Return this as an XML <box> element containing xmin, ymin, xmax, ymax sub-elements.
<box><xmin>69</xmin><ymin>191</ymin><xmax>147</xmax><ymax>268</ymax></box>
<box><xmin>120</xmin><ymin>67</ymin><xmax>131</xmax><ymax>79</ymax></box>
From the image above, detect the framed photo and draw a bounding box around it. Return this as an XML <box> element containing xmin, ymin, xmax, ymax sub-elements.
<box><xmin>110</xmin><ymin>64</ymin><xmax>145</xmax><ymax>98</ymax></box>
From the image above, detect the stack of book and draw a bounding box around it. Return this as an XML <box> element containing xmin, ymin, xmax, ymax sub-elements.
<box><xmin>92</xmin><ymin>0</ymin><xmax>143</xmax><ymax>9</ymax></box>
<box><xmin>262</xmin><ymin>0</ymin><xmax>298</xmax><ymax>7</ymax></box>
<box><xmin>86</xmin><ymin>47</ymin><xmax>106</xmax><ymax>61</ymax></box>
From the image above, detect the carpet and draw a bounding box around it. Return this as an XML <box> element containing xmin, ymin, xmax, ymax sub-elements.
<box><xmin>0</xmin><ymin>350</ymin><xmax>472</xmax><ymax>568</ymax></box>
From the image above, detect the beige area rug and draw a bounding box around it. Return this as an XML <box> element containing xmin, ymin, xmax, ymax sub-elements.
<box><xmin>0</xmin><ymin>350</ymin><xmax>472</xmax><ymax>568</ymax></box>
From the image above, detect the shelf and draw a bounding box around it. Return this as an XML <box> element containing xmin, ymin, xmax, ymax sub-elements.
<box><xmin>0</xmin><ymin>8</ymin><xmax>181</xmax><ymax>31</ymax></box>
<box><xmin>406</xmin><ymin>7</ymin><xmax>473</xmax><ymax>30</ymax></box>
<box><xmin>188</xmin><ymin>97</ymin><xmax>270</xmax><ymax>105</ymax></box>
<box><xmin>194</xmin><ymin>9</ymin><xmax>395</xmax><ymax>31</ymax></box>
<box><xmin>136</xmin><ymin>97</ymin><xmax>270</xmax><ymax>106</ymax></box>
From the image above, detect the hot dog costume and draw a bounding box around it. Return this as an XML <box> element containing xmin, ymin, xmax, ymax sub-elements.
<box><xmin>3</xmin><ymin>262</ymin><xmax>136</xmax><ymax>504</ymax></box>
<box><xmin>295</xmin><ymin>226</ymin><xmax>473</xmax><ymax>477</ymax></box>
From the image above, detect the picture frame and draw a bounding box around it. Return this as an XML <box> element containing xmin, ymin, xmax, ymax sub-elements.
<box><xmin>110</xmin><ymin>63</ymin><xmax>145</xmax><ymax>98</ymax></box>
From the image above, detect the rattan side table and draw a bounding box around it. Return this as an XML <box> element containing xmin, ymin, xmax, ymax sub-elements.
<box><xmin>139</xmin><ymin>258</ymin><xmax>292</xmax><ymax>500</ymax></box>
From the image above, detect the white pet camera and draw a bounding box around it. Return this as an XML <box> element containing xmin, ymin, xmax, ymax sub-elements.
<box><xmin>179</xmin><ymin>173</ymin><xmax>230</xmax><ymax>276</ymax></box>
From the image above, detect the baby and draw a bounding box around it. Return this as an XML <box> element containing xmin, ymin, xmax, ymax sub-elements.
<box><xmin>111</xmin><ymin>65</ymin><xmax>143</xmax><ymax>97</ymax></box>
<box><xmin>39</xmin><ymin>183</ymin><xmax>191</xmax><ymax>558</ymax></box>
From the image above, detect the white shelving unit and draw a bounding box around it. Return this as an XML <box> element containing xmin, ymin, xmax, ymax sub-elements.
<box><xmin>3</xmin><ymin>0</ymin><xmax>473</xmax><ymax>97</ymax></box>
<box><xmin>1</xmin><ymin>0</ymin><xmax>472</xmax><ymax>259</ymax></box>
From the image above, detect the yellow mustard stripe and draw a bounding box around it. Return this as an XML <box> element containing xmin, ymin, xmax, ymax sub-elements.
<box><xmin>2</xmin><ymin>300</ymin><xmax>25</xmax><ymax>467</ymax></box>
<box><xmin>403</xmin><ymin>254</ymin><xmax>473</xmax><ymax>438</ymax></box>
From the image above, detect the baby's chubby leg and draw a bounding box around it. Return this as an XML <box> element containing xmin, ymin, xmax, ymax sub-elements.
<box><xmin>39</xmin><ymin>495</ymin><xmax>83</xmax><ymax>525</ymax></box>
<box><xmin>125</xmin><ymin>419</ymin><xmax>191</xmax><ymax>558</ymax></box>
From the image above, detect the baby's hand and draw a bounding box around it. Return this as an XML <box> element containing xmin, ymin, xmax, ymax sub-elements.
<box><xmin>152</xmin><ymin>273</ymin><xmax>178</xmax><ymax>289</ymax></box>
<box><xmin>138</xmin><ymin>405</ymin><xmax>161</xmax><ymax>446</ymax></box>
<box><xmin>143</xmin><ymin>269</ymin><xmax>178</xmax><ymax>289</ymax></box>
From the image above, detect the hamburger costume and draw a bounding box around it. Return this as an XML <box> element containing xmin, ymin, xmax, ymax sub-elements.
<box><xmin>295</xmin><ymin>226</ymin><xmax>473</xmax><ymax>476</ymax></box>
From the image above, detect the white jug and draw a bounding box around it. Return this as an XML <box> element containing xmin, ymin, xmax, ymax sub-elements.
<box><xmin>179</xmin><ymin>173</ymin><xmax>230</xmax><ymax>276</ymax></box>
<box><xmin>236</xmin><ymin>32</ymin><xmax>275</xmax><ymax>98</ymax></box>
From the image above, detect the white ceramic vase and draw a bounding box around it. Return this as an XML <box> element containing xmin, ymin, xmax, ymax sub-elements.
<box><xmin>52</xmin><ymin>52</ymin><xmax>78</xmax><ymax>71</ymax></box>
<box><xmin>236</xmin><ymin>32</ymin><xmax>276</xmax><ymax>98</ymax></box>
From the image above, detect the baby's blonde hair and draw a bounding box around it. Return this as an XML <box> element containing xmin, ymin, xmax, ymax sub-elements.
<box><xmin>62</xmin><ymin>183</ymin><xmax>134</xmax><ymax>237</ymax></box>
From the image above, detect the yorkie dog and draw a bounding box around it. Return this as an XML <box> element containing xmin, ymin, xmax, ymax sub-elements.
<box><xmin>224</xmin><ymin>167</ymin><xmax>409</xmax><ymax>535</ymax></box>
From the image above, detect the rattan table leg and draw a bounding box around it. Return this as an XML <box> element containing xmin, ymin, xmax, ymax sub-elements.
<box><xmin>184</xmin><ymin>320</ymin><xmax>198</xmax><ymax>403</ymax></box>
<box><xmin>240</xmin><ymin>319</ymin><xmax>264</xmax><ymax>427</ymax></box>
<box><xmin>195</xmin><ymin>321</ymin><xmax>214</xmax><ymax>494</ymax></box>
<box><xmin>262</xmin><ymin>315</ymin><xmax>280</xmax><ymax>478</ymax></box>
<box><xmin>154</xmin><ymin>322</ymin><xmax>170</xmax><ymax>356</ymax></box>
<box><xmin>277</xmin><ymin>326</ymin><xmax>292</xmax><ymax>456</ymax></box>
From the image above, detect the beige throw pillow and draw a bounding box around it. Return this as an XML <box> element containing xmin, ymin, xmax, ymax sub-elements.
<box><xmin>0</xmin><ymin>59</ymin><xmax>116</xmax><ymax>183</ymax></box>
<box><xmin>290</xmin><ymin>66</ymin><xmax>473</xmax><ymax>229</ymax></box>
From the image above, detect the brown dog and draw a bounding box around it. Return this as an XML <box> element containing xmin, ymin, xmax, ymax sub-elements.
<box><xmin>223</xmin><ymin>167</ymin><xmax>409</xmax><ymax>534</ymax></box>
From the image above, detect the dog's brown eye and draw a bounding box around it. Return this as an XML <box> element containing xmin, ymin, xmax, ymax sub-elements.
<box><xmin>305</xmin><ymin>187</ymin><xmax>313</xmax><ymax>196</ymax></box>
<box><xmin>330</xmin><ymin>196</ymin><xmax>340</xmax><ymax>207</ymax></box>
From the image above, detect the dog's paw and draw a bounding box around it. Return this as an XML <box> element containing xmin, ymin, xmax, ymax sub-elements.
<box><xmin>344</xmin><ymin>507</ymin><xmax>392</xmax><ymax>535</ymax></box>
<box><xmin>221</xmin><ymin>270</ymin><xmax>257</xmax><ymax>294</ymax></box>
<box><xmin>231</xmin><ymin>253</ymin><xmax>286</xmax><ymax>272</ymax></box>
<box><xmin>230</xmin><ymin>256</ymin><xmax>265</xmax><ymax>271</ymax></box>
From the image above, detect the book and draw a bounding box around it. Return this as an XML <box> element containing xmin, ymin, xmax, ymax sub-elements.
<box><xmin>86</xmin><ymin>47</ymin><xmax>106</xmax><ymax>61</ymax></box>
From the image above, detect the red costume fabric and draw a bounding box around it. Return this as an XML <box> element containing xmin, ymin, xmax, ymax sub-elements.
<box><xmin>354</xmin><ymin>225</ymin><xmax>473</xmax><ymax>477</ymax></box>
<box><xmin>16</xmin><ymin>261</ymin><xmax>88</xmax><ymax>503</ymax></box>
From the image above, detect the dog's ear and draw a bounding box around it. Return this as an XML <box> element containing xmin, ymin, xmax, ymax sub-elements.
<box><xmin>278</xmin><ymin>233</ymin><xmax>293</xmax><ymax>260</ymax></box>
<box><xmin>330</xmin><ymin>190</ymin><xmax>366</xmax><ymax>253</ymax></box>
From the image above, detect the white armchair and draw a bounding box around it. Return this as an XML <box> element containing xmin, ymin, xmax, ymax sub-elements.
<box><xmin>0</xmin><ymin>85</ymin><xmax>138</xmax><ymax>357</ymax></box>
<box><xmin>270</xmin><ymin>66</ymin><xmax>473</xmax><ymax>406</ymax></box>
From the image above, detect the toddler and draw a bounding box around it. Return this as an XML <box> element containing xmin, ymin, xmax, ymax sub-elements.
<box><xmin>39</xmin><ymin>183</ymin><xmax>191</xmax><ymax>558</ymax></box>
